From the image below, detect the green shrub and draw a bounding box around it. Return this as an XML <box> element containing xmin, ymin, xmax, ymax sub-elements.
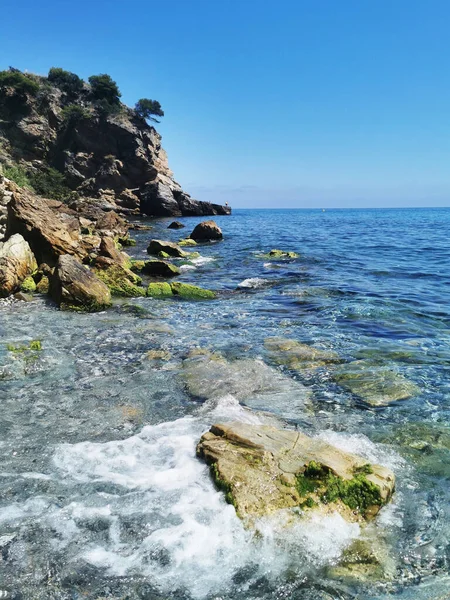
<box><xmin>61</xmin><ymin>104</ymin><xmax>91</xmax><ymax>124</ymax></box>
<box><xmin>3</xmin><ymin>164</ymin><xmax>31</xmax><ymax>187</ymax></box>
<box><xmin>48</xmin><ymin>67</ymin><xmax>84</xmax><ymax>96</ymax></box>
<box><xmin>88</xmin><ymin>74</ymin><xmax>121</xmax><ymax>106</ymax></box>
<box><xmin>0</xmin><ymin>70</ymin><xmax>39</xmax><ymax>97</ymax></box>
<box><xmin>28</xmin><ymin>167</ymin><xmax>77</xmax><ymax>203</ymax></box>
<box><xmin>135</xmin><ymin>98</ymin><xmax>164</xmax><ymax>123</ymax></box>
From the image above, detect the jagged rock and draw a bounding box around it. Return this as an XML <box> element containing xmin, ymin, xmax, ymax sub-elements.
<box><xmin>189</xmin><ymin>220</ymin><xmax>223</xmax><ymax>241</ymax></box>
<box><xmin>6</xmin><ymin>188</ymin><xmax>85</xmax><ymax>265</ymax></box>
<box><xmin>0</xmin><ymin>233</ymin><xmax>37</xmax><ymax>297</ymax></box>
<box><xmin>168</xmin><ymin>220</ymin><xmax>185</xmax><ymax>229</ymax></box>
<box><xmin>94</xmin><ymin>210</ymin><xmax>128</xmax><ymax>239</ymax></box>
<box><xmin>98</xmin><ymin>236</ymin><xmax>129</xmax><ymax>267</ymax></box>
<box><xmin>197</xmin><ymin>422</ymin><xmax>395</xmax><ymax>523</ymax></box>
<box><xmin>147</xmin><ymin>239</ymin><xmax>188</xmax><ymax>258</ymax></box>
<box><xmin>51</xmin><ymin>254</ymin><xmax>111</xmax><ymax>311</ymax></box>
<box><xmin>142</xmin><ymin>260</ymin><xmax>180</xmax><ymax>277</ymax></box>
<box><xmin>334</xmin><ymin>361</ymin><xmax>419</xmax><ymax>406</ymax></box>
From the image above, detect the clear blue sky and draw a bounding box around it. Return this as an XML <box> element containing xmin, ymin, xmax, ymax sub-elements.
<box><xmin>1</xmin><ymin>0</ymin><xmax>450</xmax><ymax>208</ymax></box>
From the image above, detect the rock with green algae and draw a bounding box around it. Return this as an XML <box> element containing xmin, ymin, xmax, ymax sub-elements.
<box><xmin>51</xmin><ymin>254</ymin><xmax>111</xmax><ymax>312</ymax></box>
<box><xmin>197</xmin><ymin>421</ymin><xmax>395</xmax><ymax>523</ymax></box>
<box><xmin>261</xmin><ymin>249</ymin><xmax>299</xmax><ymax>259</ymax></box>
<box><xmin>334</xmin><ymin>360</ymin><xmax>419</xmax><ymax>406</ymax></box>
<box><xmin>142</xmin><ymin>260</ymin><xmax>180</xmax><ymax>277</ymax></box>
<box><xmin>178</xmin><ymin>238</ymin><xmax>197</xmax><ymax>247</ymax></box>
<box><xmin>35</xmin><ymin>275</ymin><xmax>50</xmax><ymax>294</ymax></box>
<box><xmin>170</xmin><ymin>281</ymin><xmax>216</xmax><ymax>300</ymax></box>
<box><xmin>129</xmin><ymin>260</ymin><xmax>145</xmax><ymax>272</ymax></box>
<box><xmin>94</xmin><ymin>264</ymin><xmax>146</xmax><ymax>297</ymax></box>
<box><xmin>327</xmin><ymin>535</ymin><xmax>396</xmax><ymax>583</ymax></box>
<box><xmin>147</xmin><ymin>282</ymin><xmax>173</xmax><ymax>297</ymax></box>
<box><xmin>147</xmin><ymin>239</ymin><xmax>188</xmax><ymax>258</ymax></box>
<box><xmin>264</xmin><ymin>337</ymin><xmax>340</xmax><ymax>370</ymax></box>
<box><xmin>20</xmin><ymin>276</ymin><xmax>36</xmax><ymax>293</ymax></box>
<box><xmin>158</xmin><ymin>251</ymin><xmax>171</xmax><ymax>259</ymax></box>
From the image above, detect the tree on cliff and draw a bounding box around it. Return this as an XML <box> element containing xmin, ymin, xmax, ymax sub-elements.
<box><xmin>48</xmin><ymin>68</ymin><xmax>84</xmax><ymax>97</ymax></box>
<box><xmin>135</xmin><ymin>99</ymin><xmax>164</xmax><ymax>123</ymax></box>
<box><xmin>88</xmin><ymin>74</ymin><xmax>121</xmax><ymax>114</ymax></box>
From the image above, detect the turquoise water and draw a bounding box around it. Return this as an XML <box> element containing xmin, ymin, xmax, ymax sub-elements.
<box><xmin>0</xmin><ymin>208</ymin><xmax>449</xmax><ymax>599</ymax></box>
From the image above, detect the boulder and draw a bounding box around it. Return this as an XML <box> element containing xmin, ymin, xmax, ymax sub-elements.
<box><xmin>98</xmin><ymin>236</ymin><xmax>129</xmax><ymax>267</ymax></box>
<box><xmin>147</xmin><ymin>239</ymin><xmax>188</xmax><ymax>258</ymax></box>
<box><xmin>168</xmin><ymin>220</ymin><xmax>185</xmax><ymax>229</ymax></box>
<box><xmin>334</xmin><ymin>361</ymin><xmax>419</xmax><ymax>406</ymax></box>
<box><xmin>0</xmin><ymin>234</ymin><xmax>37</xmax><ymax>297</ymax></box>
<box><xmin>93</xmin><ymin>262</ymin><xmax>146</xmax><ymax>297</ymax></box>
<box><xmin>189</xmin><ymin>220</ymin><xmax>223</xmax><ymax>241</ymax></box>
<box><xmin>94</xmin><ymin>210</ymin><xmax>128</xmax><ymax>239</ymax></box>
<box><xmin>147</xmin><ymin>282</ymin><xmax>173</xmax><ymax>297</ymax></box>
<box><xmin>197</xmin><ymin>422</ymin><xmax>395</xmax><ymax>523</ymax></box>
<box><xmin>142</xmin><ymin>260</ymin><xmax>180</xmax><ymax>277</ymax></box>
<box><xmin>6</xmin><ymin>189</ymin><xmax>85</xmax><ymax>265</ymax></box>
<box><xmin>51</xmin><ymin>254</ymin><xmax>111</xmax><ymax>311</ymax></box>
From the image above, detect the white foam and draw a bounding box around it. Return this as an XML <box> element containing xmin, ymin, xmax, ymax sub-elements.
<box><xmin>190</xmin><ymin>256</ymin><xmax>215</xmax><ymax>266</ymax></box>
<box><xmin>237</xmin><ymin>277</ymin><xmax>270</xmax><ymax>289</ymax></box>
<box><xmin>179</xmin><ymin>264</ymin><xmax>197</xmax><ymax>271</ymax></box>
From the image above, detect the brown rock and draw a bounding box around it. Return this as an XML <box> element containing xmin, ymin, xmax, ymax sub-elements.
<box><xmin>0</xmin><ymin>234</ymin><xmax>37</xmax><ymax>297</ymax></box>
<box><xmin>51</xmin><ymin>254</ymin><xmax>111</xmax><ymax>311</ymax></box>
<box><xmin>189</xmin><ymin>220</ymin><xmax>223</xmax><ymax>241</ymax></box>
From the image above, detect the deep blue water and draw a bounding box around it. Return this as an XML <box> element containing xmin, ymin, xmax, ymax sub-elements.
<box><xmin>0</xmin><ymin>207</ymin><xmax>449</xmax><ymax>599</ymax></box>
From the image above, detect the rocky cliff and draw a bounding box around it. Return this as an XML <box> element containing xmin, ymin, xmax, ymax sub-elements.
<box><xmin>0</xmin><ymin>68</ymin><xmax>230</xmax><ymax>218</ymax></box>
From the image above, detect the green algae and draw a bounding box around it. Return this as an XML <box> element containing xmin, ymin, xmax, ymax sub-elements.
<box><xmin>20</xmin><ymin>276</ymin><xmax>36</xmax><ymax>293</ymax></box>
<box><xmin>210</xmin><ymin>463</ymin><xmax>236</xmax><ymax>508</ymax></box>
<box><xmin>179</xmin><ymin>238</ymin><xmax>197</xmax><ymax>247</ymax></box>
<box><xmin>147</xmin><ymin>282</ymin><xmax>173</xmax><ymax>297</ymax></box>
<box><xmin>7</xmin><ymin>340</ymin><xmax>42</xmax><ymax>353</ymax></box>
<box><xmin>170</xmin><ymin>282</ymin><xmax>216</xmax><ymax>300</ymax></box>
<box><xmin>129</xmin><ymin>260</ymin><xmax>145</xmax><ymax>272</ymax></box>
<box><xmin>261</xmin><ymin>249</ymin><xmax>299</xmax><ymax>259</ymax></box>
<box><xmin>95</xmin><ymin>265</ymin><xmax>146</xmax><ymax>297</ymax></box>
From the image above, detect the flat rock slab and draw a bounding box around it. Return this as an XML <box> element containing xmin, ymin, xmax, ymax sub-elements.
<box><xmin>265</xmin><ymin>337</ymin><xmax>341</xmax><ymax>370</ymax></box>
<box><xmin>197</xmin><ymin>421</ymin><xmax>395</xmax><ymax>523</ymax></box>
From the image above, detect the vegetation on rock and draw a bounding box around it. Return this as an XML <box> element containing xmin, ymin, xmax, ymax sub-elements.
<box><xmin>48</xmin><ymin>67</ymin><xmax>84</xmax><ymax>97</ymax></box>
<box><xmin>135</xmin><ymin>98</ymin><xmax>164</xmax><ymax>123</ymax></box>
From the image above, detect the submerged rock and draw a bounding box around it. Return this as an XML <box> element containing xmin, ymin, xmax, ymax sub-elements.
<box><xmin>142</xmin><ymin>260</ymin><xmax>180</xmax><ymax>277</ymax></box>
<box><xmin>51</xmin><ymin>254</ymin><xmax>111</xmax><ymax>311</ymax></box>
<box><xmin>261</xmin><ymin>249</ymin><xmax>299</xmax><ymax>259</ymax></box>
<box><xmin>178</xmin><ymin>238</ymin><xmax>197</xmax><ymax>247</ymax></box>
<box><xmin>0</xmin><ymin>233</ymin><xmax>37</xmax><ymax>297</ymax></box>
<box><xmin>197</xmin><ymin>421</ymin><xmax>395</xmax><ymax>523</ymax></box>
<box><xmin>334</xmin><ymin>361</ymin><xmax>419</xmax><ymax>406</ymax></box>
<box><xmin>147</xmin><ymin>239</ymin><xmax>188</xmax><ymax>258</ymax></box>
<box><xmin>265</xmin><ymin>337</ymin><xmax>341</xmax><ymax>370</ymax></box>
<box><xmin>189</xmin><ymin>220</ymin><xmax>223</xmax><ymax>241</ymax></box>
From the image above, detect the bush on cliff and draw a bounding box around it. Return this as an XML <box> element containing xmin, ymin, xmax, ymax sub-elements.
<box><xmin>61</xmin><ymin>104</ymin><xmax>91</xmax><ymax>125</ymax></box>
<box><xmin>48</xmin><ymin>67</ymin><xmax>84</xmax><ymax>97</ymax></box>
<box><xmin>0</xmin><ymin>69</ymin><xmax>40</xmax><ymax>97</ymax></box>
<box><xmin>135</xmin><ymin>98</ymin><xmax>164</xmax><ymax>123</ymax></box>
<box><xmin>3</xmin><ymin>164</ymin><xmax>31</xmax><ymax>187</ymax></box>
<box><xmin>88</xmin><ymin>74</ymin><xmax>121</xmax><ymax>105</ymax></box>
<box><xmin>28</xmin><ymin>167</ymin><xmax>77</xmax><ymax>203</ymax></box>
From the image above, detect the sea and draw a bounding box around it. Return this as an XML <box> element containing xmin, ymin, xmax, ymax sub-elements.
<box><xmin>0</xmin><ymin>207</ymin><xmax>449</xmax><ymax>599</ymax></box>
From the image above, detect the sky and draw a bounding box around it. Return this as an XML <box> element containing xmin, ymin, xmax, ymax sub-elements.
<box><xmin>1</xmin><ymin>0</ymin><xmax>450</xmax><ymax>208</ymax></box>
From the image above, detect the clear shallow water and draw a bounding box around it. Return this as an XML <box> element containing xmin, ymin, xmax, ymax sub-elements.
<box><xmin>0</xmin><ymin>207</ymin><xmax>449</xmax><ymax>599</ymax></box>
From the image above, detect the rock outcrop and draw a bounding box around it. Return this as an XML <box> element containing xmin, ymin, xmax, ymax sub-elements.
<box><xmin>147</xmin><ymin>239</ymin><xmax>188</xmax><ymax>258</ymax></box>
<box><xmin>51</xmin><ymin>254</ymin><xmax>111</xmax><ymax>311</ymax></box>
<box><xmin>197</xmin><ymin>422</ymin><xmax>395</xmax><ymax>523</ymax></box>
<box><xmin>0</xmin><ymin>68</ymin><xmax>230</xmax><ymax>218</ymax></box>
<box><xmin>189</xmin><ymin>220</ymin><xmax>223</xmax><ymax>241</ymax></box>
<box><xmin>0</xmin><ymin>233</ymin><xmax>37</xmax><ymax>297</ymax></box>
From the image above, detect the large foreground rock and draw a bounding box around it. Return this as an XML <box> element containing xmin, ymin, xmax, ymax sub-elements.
<box><xmin>197</xmin><ymin>422</ymin><xmax>395</xmax><ymax>523</ymax></box>
<box><xmin>0</xmin><ymin>234</ymin><xmax>37</xmax><ymax>297</ymax></box>
<box><xmin>6</xmin><ymin>189</ymin><xmax>85</xmax><ymax>265</ymax></box>
<box><xmin>189</xmin><ymin>220</ymin><xmax>223</xmax><ymax>241</ymax></box>
<box><xmin>51</xmin><ymin>254</ymin><xmax>111</xmax><ymax>311</ymax></box>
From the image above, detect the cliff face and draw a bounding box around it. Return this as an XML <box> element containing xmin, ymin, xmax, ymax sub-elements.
<box><xmin>0</xmin><ymin>72</ymin><xmax>230</xmax><ymax>217</ymax></box>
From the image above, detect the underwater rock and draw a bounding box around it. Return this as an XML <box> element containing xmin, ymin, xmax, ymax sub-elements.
<box><xmin>265</xmin><ymin>337</ymin><xmax>341</xmax><ymax>370</ymax></box>
<box><xmin>51</xmin><ymin>254</ymin><xmax>111</xmax><ymax>311</ymax></box>
<box><xmin>142</xmin><ymin>260</ymin><xmax>180</xmax><ymax>277</ymax></box>
<box><xmin>170</xmin><ymin>282</ymin><xmax>216</xmax><ymax>300</ymax></box>
<box><xmin>327</xmin><ymin>535</ymin><xmax>396</xmax><ymax>582</ymax></box>
<box><xmin>189</xmin><ymin>220</ymin><xmax>223</xmax><ymax>241</ymax></box>
<box><xmin>334</xmin><ymin>360</ymin><xmax>419</xmax><ymax>406</ymax></box>
<box><xmin>261</xmin><ymin>249</ymin><xmax>299</xmax><ymax>259</ymax></box>
<box><xmin>168</xmin><ymin>221</ymin><xmax>185</xmax><ymax>229</ymax></box>
<box><xmin>147</xmin><ymin>239</ymin><xmax>188</xmax><ymax>258</ymax></box>
<box><xmin>0</xmin><ymin>233</ymin><xmax>37</xmax><ymax>297</ymax></box>
<box><xmin>197</xmin><ymin>421</ymin><xmax>395</xmax><ymax>522</ymax></box>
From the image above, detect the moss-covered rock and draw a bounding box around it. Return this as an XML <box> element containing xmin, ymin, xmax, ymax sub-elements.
<box><xmin>142</xmin><ymin>260</ymin><xmax>180</xmax><ymax>277</ymax></box>
<box><xmin>129</xmin><ymin>260</ymin><xmax>145</xmax><ymax>273</ymax></box>
<box><xmin>20</xmin><ymin>276</ymin><xmax>36</xmax><ymax>293</ymax></box>
<box><xmin>146</xmin><ymin>282</ymin><xmax>173</xmax><ymax>297</ymax></box>
<box><xmin>147</xmin><ymin>239</ymin><xmax>188</xmax><ymax>258</ymax></box>
<box><xmin>179</xmin><ymin>238</ymin><xmax>197</xmax><ymax>247</ymax></box>
<box><xmin>35</xmin><ymin>275</ymin><xmax>50</xmax><ymax>294</ymax></box>
<box><xmin>118</xmin><ymin>236</ymin><xmax>136</xmax><ymax>247</ymax></box>
<box><xmin>94</xmin><ymin>264</ymin><xmax>146</xmax><ymax>297</ymax></box>
<box><xmin>170</xmin><ymin>282</ymin><xmax>216</xmax><ymax>300</ymax></box>
<box><xmin>261</xmin><ymin>249</ymin><xmax>299</xmax><ymax>259</ymax></box>
<box><xmin>197</xmin><ymin>422</ymin><xmax>395</xmax><ymax>524</ymax></box>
